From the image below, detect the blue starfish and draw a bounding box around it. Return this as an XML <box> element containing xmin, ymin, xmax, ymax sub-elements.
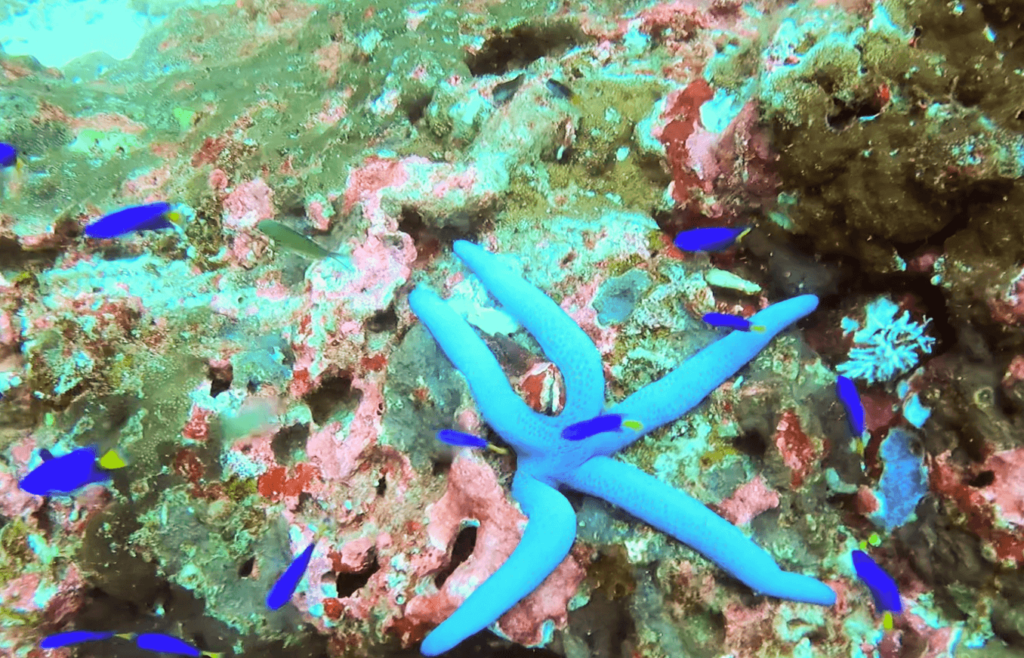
<box><xmin>410</xmin><ymin>241</ymin><xmax>836</xmax><ymax>656</ymax></box>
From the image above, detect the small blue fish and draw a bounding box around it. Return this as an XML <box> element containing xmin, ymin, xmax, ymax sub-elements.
<box><xmin>84</xmin><ymin>202</ymin><xmax>181</xmax><ymax>239</ymax></box>
<box><xmin>561</xmin><ymin>414</ymin><xmax>643</xmax><ymax>441</ymax></box>
<box><xmin>40</xmin><ymin>630</ymin><xmax>115</xmax><ymax>648</ymax></box>
<box><xmin>0</xmin><ymin>142</ymin><xmax>19</xmax><ymax>170</ymax></box>
<box><xmin>673</xmin><ymin>226</ymin><xmax>750</xmax><ymax>252</ymax></box>
<box><xmin>0</xmin><ymin>142</ymin><xmax>23</xmax><ymax>198</ymax></box>
<box><xmin>436</xmin><ymin>429</ymin><xmax>509</xmax><ymax>454</ymax></box>
<box><xmin>852</xmin><ymin>549</ymin><xmax>901</xmax><ymax>629</ymax></box>
<box><xmin>119</xmin><ymin>632</ymin><xmax>221</xmax><ymax>657</ymax></box>
<box><xmin>436</xmin><ymin>429</ymin><xmax>488</xmax><ymax>449</ymax></box>
<box><xmin>837</xmin><ymin>376</ymin><xmax>865</xmax><ymax>435</ymax></box>
<box><xmin>19</xmin><ymin>446</ymin><xmax>127</xmax><ymax>496</ymax></box>
<box><xmin>267</xmin><ymin>541</ymin><xmax>315</xmax><ymax>610</ymax></box>
<box><xmin>702</xmin><ymin>312</ymin><xmax>765</xmax><ymax>332</ymax></box>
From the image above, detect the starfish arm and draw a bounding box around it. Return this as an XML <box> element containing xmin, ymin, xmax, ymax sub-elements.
<box><xmin>608</xmin><ymin>295</ymin><xmax>819</xmax><ymax>450</ymax></box>
<box><xmin>421</xmin><ymin>472</ymin><xmax>577</xmax><ymax>656</ymax></box>
<box><xmin>563</xmin><ymin>456</ymin><xmax>836</xmax><ymax>606</ymax></box>
<box><xmin>453</xmin><ymin>240</ymin><xmax>604</xmax><ymax>420</ymax></box>
<box><xmin>410</xmin><ymin>285</ymin><xmax>540</xmax><ymax>440</ymax></box>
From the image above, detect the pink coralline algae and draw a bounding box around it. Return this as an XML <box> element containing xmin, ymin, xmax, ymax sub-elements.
<box><xmin>287</xmin><ymin>237</ymin><xmax>413</xmax><ymax>395</ymax></box>
<box><xmin>718</xmin><ymin>475</ymin><xmax>781</xmax><ymax>526</ymax></box>
<box><xmin>988</xmin><ymin>266</ymin><xmax>1024</xmax><ymax>326</ymax></box>
<box><xmin>975</xmin><ymin>449</ymin><xmax>1024</xmax><ymax>527</ymax></box>
<box><xmin>404</xmin><ymin>454</ymin><xmax>588</xmax><ymax>648</ymax></box>
<box><xmin>773</xmin><ymin>409</ymin><xmax>819</xmax><ymax>489</ymax></box>
<box><xmin>649</xmin><ymin>79</ymin><xmax>779</xmax><ymax>220</ymax></box>
<box><xmin>0</xmin><ymin>470</ymin><xmax>40</xmax><ymax>519</ymax></box>
<box><xmin>655</xmin><ymin>80</ymin><xmax>715</xmax><ymax>207</ymax></box>
<box><xmin>929</xmin><ymin>450</ymin><xmax>1024</xmax><ymax>565</ymax></box>
<box><xmin>223</xmin><ymin>178</ymin><xmax>277</xmax><ymax>230</ymax></box>
<box><xmin>306</xmin><ymin>378</ymin><xmax>385</xmax><ymax>483</ymax></box>
<box><xmin>221</xmin><ymin>177</ymin><xmax>278</xmax><ymax>266</ymax></box>
<box><xmin>721</xmin><ymin>600</ymin><xmax>775</xmax><ymax>657</ymax></box>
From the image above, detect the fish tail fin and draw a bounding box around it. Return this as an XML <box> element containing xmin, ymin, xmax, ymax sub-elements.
<box><xmin>621</xmin><ymin>419</ymin><xmax>643</xmax><ymax>431</ymax></box>
<box><xmin>98</xmin><ymin>448</ymin><xmax>128</xmax><ymax>470</ymax></box>
<box><xmin>737</xmin><ymin>227</ymin><xmax>752</xmax><ymax>242</ymax></box>
<box><xmin>750</xmin><ymin>324</ymin><xmax>766</xmax><ymax>332</ymax></box>
<box><xmin>882</xmin><ymin>611</ymin><xmax>893</xmax><ymax>630</ymax></box>
<box><xmin>486</xmin><ymin>444</ymin><xmax>509</xmax><ymax>455</ymax></box>
<box><xmin>165</xmin><ymin>209</ymin><xmax>185</xmax><ymax>229</ymax></box>
<box><xmin>115</xmin><ymin>633</ymin><xmax>134</xmax><ymax>641</ymax></box>
<box><xmin>8</xmin><ymin>158</ymin><xmax>25</xmax><ymax>189</ymax></box>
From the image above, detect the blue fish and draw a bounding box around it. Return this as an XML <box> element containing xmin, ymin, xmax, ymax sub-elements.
<box><xmin>702</xmin><ymin>312</ymin><xmax>765</xmax><ymax>332</ymax></box>
<box><xmin>40</xmin><ymin>630</ymin><xmax>115</xmax><ymax>648</ymax></box>
<box><xmin>836</xmin><ymin>376</ymin><xmax>865</xmax><ymax>435</ymax></box>
<box><xmin>673</xmin><ymin>226</ymin><xmax>750</xmax><ymax>252</ymax></box>
<box><xmin>19</xmin><ymin>446</ymin><xmax>127</xmax><ymax>496</ymax></box>
<box><xmin>436</xmin><ymin>429</ymin><xmax>488</xmax><ymax>449</ymax></box>
<box><xmin>84</xmin><ymin>202</ymin><xmax>181</xmax><ymax>239</ymax></box>
<box><xmin>0</xmin><ymin>142</ymin><xmax>23</xmax><ymax>198</ymax></box>
<box><xmin>0</xmin><ymin>142</ymin><xmax>18</xmax><ymax>169</ymax></box>
<box><xmin>436</xmin><ymin>429</ymin><xmax>509</xmax><ymax>454</ymax></box>
<box><xmin>561</xmin><ymin>414</ymin><xmax>642</xmax><ymax>441</ymax></box>
<box><xmin>852</xmin><ymin>549</ymin><xmax>901</xmax><ymax>628</ymax></box>
<box><xmin>267</xmin><ymin>541</ymin><xmax>315</xmax><ymax>610</ymax></box>
<box><xmin>119</xmin><ymin>632</ymin><xmax>221</xmax><ymax>657</ymax></box>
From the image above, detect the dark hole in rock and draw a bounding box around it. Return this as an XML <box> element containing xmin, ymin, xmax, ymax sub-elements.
<box><xmin>366</xmin><ymin>306</ymin><xmax>398</xmax><ymax>333</ymax></box>
<box><xmin>208</xmin><ymin>362</ymin><xmax>233</xmax><ymax>397</ymax></box>
<box><xmin>271</xmin><ymin>423</ymin><xmax>310</xmax><ymax>464</ymax></box>
<box><xmin>304</xmin><ymin>371</ymin><xmax>355</xmax><ymax>425</ymax></box>
<box><xmin>733</xmin><ymin>431</ymin><xmax>768</xmax><ymax>458</ymax></box>
<box><xmin>405</xmin><ymin>92</ymin><xmax>433</xmax><ymax>124</ymax></box>
<box><xmin>434</xmin><ymin>525</ymin><xmax>477</xmax><ymax>589</ymax></box>
<box><xmin>431</xmin><ymin>456</ymin><xmax>453</xmax><ymax>477</ymax></box>
<box><xmin>968</xmin><ymin>470</ymin><xmax>995</xmax><ymax>487</ymax></box>
<box><xmin>336</xmin><ymin>548</ymin><xmax>379</xmax><ymax>598</ymax></box>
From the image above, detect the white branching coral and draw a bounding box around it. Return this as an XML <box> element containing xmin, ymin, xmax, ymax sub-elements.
<box><xmin>837</xmin><ymin>297</ymin><xmax>935</xmax><ymax>384</ymax></box>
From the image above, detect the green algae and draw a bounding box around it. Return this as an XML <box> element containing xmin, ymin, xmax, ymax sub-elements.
<box><xmin>223</xmin><ymin>475</ymin><xmax>259</xmax><ymax>503</ymax></box>
<box><xmin>756</xmin><ymin>0</ymin><xmax>1024</xmax><ymax>286</ymax></box>
<box><xmin>587</xmin><ymin>545</ymin><xmax>637</xmax><ymax>601</ymax></box>
<box><xmin>0</xmin><ymin>606</ymin><xmax>43</xmax><ymax>628</ymax></box>
<box><xmin>0</xmin><ymin>519</ymin><xmax>33</xmax><ymax>588</ymax></box>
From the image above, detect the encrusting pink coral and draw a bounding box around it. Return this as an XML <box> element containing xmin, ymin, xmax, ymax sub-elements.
<box><xmin>403</xmin><ymin>453</ymin><xmax>588</xmax><ymax>647</ymax></box>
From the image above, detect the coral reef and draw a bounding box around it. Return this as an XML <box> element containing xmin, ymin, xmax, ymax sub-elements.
<box><xmin>0</xmin><ymin>0</ymin><xmax>1021</xmax><ymax>655</ymax></box>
